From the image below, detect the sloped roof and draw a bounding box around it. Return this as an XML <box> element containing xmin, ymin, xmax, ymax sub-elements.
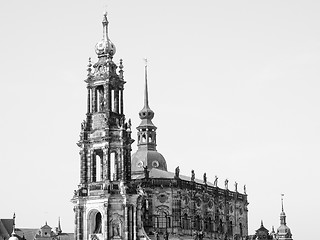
<box><xmin>15</xmin><ymin>228</ymin><xmax>38</xmax><ymax>240</ymax></box>
<box><xmin>0</xmin><ymin>219</ymin><xmax>13</xmax><ymax>236</ymax></box>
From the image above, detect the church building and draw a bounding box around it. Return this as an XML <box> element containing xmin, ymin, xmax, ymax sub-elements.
<box><xmin>71</xmin><ymin>12</ymin><xmax>249</xmax><ymax>240</ymax></box>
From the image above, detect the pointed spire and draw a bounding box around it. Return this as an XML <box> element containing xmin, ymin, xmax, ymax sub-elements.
<box><xmin>139</xmin><ymin>59</ymin><xmax>154</xmax><ymax>121</ymax></box>
<box><xmin>144</xmin><ymin>59</ymin><xmax>149</xmax><ymax>109</ymax></box>
<box><xmin>57</xmin><ymin>217</ymin><xmax>62</xmax><ymax>234</ymax></box>
<box><xmin>11</xmin><ymin>213</ymin><xmax>16</xmax><ymax>235</ymax></box>
<box><xmin>260</xmin><ymin>220</ymin><xmax>264</xmax><ymax>227</ymax></box>
<box><xmin>280</xmin><ymin>194</ymin><xmax>286</xmax><ymax>225</ymax></box>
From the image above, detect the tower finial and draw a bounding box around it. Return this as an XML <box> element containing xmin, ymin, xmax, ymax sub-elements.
<box><xmin>281</xmin><ymin>193</ymin><xmax>284</xmax><ymax>212</ymax></box>
<box><xmin>102</xmin><ymin>11</ymin><xmax>109</xmax><ymax>40</ymax></box>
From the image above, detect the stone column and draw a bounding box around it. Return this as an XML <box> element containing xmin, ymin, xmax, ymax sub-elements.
<box><xmin>80</xmin><ymin>150</ymin><xmax>85</xmax><ymax>183</ymax></box>
<box><xmin>133</xmin><ymin>205</ymin><xmax>137</xmax><ymax>240</ymax></box>
<box><xmin>105</xmin><ymin>84</ymin><xmax>110</xmax><ymax>112</ymax></box>
<box><xmin>120</xmin><ymin>90</ymin><xmax>124</xmax><ymax>115</ymax></box>
<box><xmin>114</xmin><ymin>88</ymin><xmax>119</xmax><ymax>113</ymax></box>
<box><xmin>76</xmin><ymin>206</ymin><xmax>84</xmax><ymax>240</ymax></box>
<box><xmin>102</xmin><ymin>148</ymin><xmax>108</xmax><ymax>181</ymax></box>
<box><xmin>124</xmin><ymin>201</ymin><xmax>128</xmax><ymax>240</ymax></box>
<box><xmin>92</xmin><ymin>87</ymin><xmax>96</xmax><ymax>113</ymax></box>
<box><xmin>87</xmin><ymin>88</ymin><xmax>91</xmax><ymax>113</ymax></box>
<box><xmin>87</xmin><ymin>151</ymin><xmax>92</xmax><ymax>183</ymax></box>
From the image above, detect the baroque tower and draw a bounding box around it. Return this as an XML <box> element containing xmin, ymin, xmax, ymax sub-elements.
<box><xmin>72</xmin><ymin>13</ymin><xmax>140</xmax><ymax>240</ymax></box>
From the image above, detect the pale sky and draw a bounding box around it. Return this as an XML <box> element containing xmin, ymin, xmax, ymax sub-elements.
<box><xmin>1</xmin><ymin>1</ymin><xmax>319</xmax><ymax>239</ymax></box>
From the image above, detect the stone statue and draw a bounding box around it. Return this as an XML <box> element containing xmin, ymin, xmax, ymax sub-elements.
<box><xmin>120</xmin><ymin>181</ymin><xmax>127</xmax><ymax>195</ymax></box>
<box><xmin>137</xmin><ymin>184</ymin><xmax>145</xmax><ymax>196</ymax></box>
<box><xmin>203</xmin><ymin>173</ymin><xmax>207</xmax><ymax>184</ymax></box>
<box><xmin>235</xmin><ymin>181</ymin><xmax>238</xmax><ymax>192</ymax></box>
<box><xmin>191</xmin><ymin>170</ymin><xmax>195</xmax><ymax>181</ymax></box>
<box><xmin>128</xmin><ymin>118</ymin><xmax>132</xmax><ymax>130</ymax></box>
<box><xmin>112</xmin><ymin>223</ymin><xmax>120</xmax><ymax>236</ymax></box>
<box><xmin>214</xmin><ymin>175</ymin><xmax>218</xmax><ymax>187</ymax></box>
<box><xmin>175</xmin><ymin>166</ymin><xmax>180</xmax><ymax>178</ymax></box>
<box><xmin>225</xmin><ymin>179</ymin><xmax>229</xmax><ymax>190</ymax></box>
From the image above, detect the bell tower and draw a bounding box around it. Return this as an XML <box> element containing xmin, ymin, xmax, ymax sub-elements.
<box><xmin>72</xmin><ymin>13</ymin><xmax>139</xmax><ymax>240</ymax></box>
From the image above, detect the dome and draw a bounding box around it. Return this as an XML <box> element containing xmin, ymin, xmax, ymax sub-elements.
<box><xmin>277</xmin><ymin>224</ymin><xmax>292</xmax><ymax>238</ymax></box>
<box><xmin>95</xmin><ymin>39</ymin><xmax>116</xmax><ymax>56</ymax></box>
<box><xmin>131</xmin><ymin>149</ymin><xmax>167</xmax><ymax>174</ymax></box>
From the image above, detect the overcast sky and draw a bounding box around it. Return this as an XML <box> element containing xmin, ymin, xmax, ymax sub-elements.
<box><xmin>1</xmin><ymin>1</ymin><xmax>319</xmax><ymax>239</ymax></box>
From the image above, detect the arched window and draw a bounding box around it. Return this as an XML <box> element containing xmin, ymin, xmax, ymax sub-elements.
<box><xmin>239</xmin><ymin>223</ymin><xmax>243</xmax><ymax>237</ymax></box>
<box><xmin>208</xmin><ymin>217</ymin><xmax>213</xmax><ymax>232</ymax></box>
<box><xmin>93</xmin><ymin>212</ymin><xmax>102</xmax><ymax>233</ymax></box>
<box><xmin>195</xmin><ymin>215</ymin><xmax>201</xmax><ymax>231</ymax></box>
<box><xmin>182</xmin><ymin>213</ymin><xmax>189</xmax><ymax>230</ymax></box>
<box><xmin>219</xmin><ymin>219</ymin><xmax>223</xmax><ymax>233</ymax></box>
<box><xmin>228</xmin><ymin>221</ymin><xmax>233</xmax><ymax>235</ymax></box>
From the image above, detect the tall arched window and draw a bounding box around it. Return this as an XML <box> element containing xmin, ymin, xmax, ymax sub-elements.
<box><xmin>93</xmin><ymin>212</ymin><xmax>102</xmax><ymax>233</ymax></box>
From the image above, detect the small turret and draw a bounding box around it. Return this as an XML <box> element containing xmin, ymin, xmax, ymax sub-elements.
<box><xmin>131</xmin><ymin>60</ymin><xmax>167</xmax><ymax>176</ymax></box>
<box><xmin>276</xmin><ymin>195</ymin><xmax>293</xmax><ymax>240</ymax></box>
